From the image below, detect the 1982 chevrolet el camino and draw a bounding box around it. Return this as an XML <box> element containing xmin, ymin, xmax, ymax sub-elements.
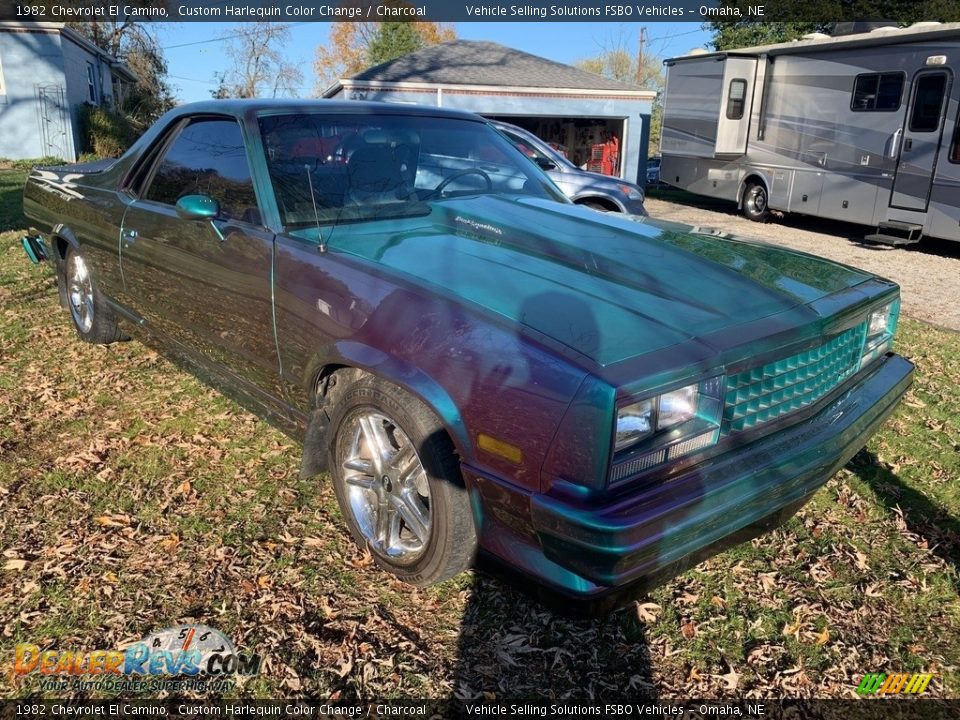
<box><xmin>23</xmin><ymin>100</ymin><xmax>913</xmax><ymax>611</ymax></box>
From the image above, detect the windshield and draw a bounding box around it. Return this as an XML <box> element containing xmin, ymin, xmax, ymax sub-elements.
<box><xmin>259</xmin><ymin>113</ymin><xmax>567</xmax><ymax>228</ymax></box>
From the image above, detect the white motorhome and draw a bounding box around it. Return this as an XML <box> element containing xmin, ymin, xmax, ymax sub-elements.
<box><xmin>660</xmin><ymin>23</ymin><xmax>960</xmax><ymax>245</ymax></box>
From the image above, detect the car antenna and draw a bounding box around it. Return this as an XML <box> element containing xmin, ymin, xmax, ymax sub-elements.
<box><xmin>305</xmin><ymin>164</ymin><xmax>326</xmax><ymax>253</ymax></box>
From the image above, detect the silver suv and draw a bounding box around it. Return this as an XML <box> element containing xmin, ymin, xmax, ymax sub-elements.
<box><xmin>491</xmin><ymin>120</ymin><xmax>647</xmax><ymax>215</ymax></box>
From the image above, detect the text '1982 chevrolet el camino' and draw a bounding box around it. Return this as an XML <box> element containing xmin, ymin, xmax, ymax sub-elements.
<box><xmin>22</xmin><ymin>100</ymin><xmax>914</xmax><ymax>613</ymax></box>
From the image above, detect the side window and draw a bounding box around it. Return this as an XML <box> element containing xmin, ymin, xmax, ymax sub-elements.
<box><xmin>909</xmin><ymin>73</ymin><xmax>948</xmax><ymax>132</ymax></box>
<box><xmin>726</xmin><ymin>79</ymin><xmax>747</xmax><ymax>120</ymax></box>
<box><xmin>145</xmin><ymin>118</ymin><xmax>259</xmax><ymax>222</ymax></box>
<box><xmin>852</xmin><ymin>73</ymin><xmax>904</xmax><ymax>111</ymax></box>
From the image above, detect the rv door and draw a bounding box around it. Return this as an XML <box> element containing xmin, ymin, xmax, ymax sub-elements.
<box><xmin>890</xmin><ymin>69</ymin><xmax>952</xmax><ymax>211</ymax></box>
<box><xmin>715</xmin><ymin>57</ymin><xmax>757</xmax><ymax>156</ymax></box>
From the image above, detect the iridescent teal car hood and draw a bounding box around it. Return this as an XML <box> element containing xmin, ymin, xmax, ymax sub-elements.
<box><xmin>322</xmin><ymin>196</ymin><xmax>872</xmax><ymax>366</ymax></box>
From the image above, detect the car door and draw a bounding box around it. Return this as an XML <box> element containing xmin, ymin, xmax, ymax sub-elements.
<box><xmin>119</xmin><ymin>116</ymin><xmax>279</xmax><ymax>390</ymax></box>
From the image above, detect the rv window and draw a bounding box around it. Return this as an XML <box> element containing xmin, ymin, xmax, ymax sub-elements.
<box><xmin>726</xmin><ymin>79</ymin><xmax>747</xmax><ymax>120</ymax></box>
<box><xmin>909</xmin><ymin>73</ymin><xmax>948</xmax><ymax>133</ymax></box>
<box><xmin>851</xmin><ymin>73</ymin><xmax>904</xmax><ymax>111</ymax></box>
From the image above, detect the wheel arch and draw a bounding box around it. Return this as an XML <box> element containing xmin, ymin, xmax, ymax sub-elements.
<box><xmin>299</xmin><ymin>342</ymin><xmax>471</xmax><ymax>480</ymax></box>
<box><xmin>573</xmin><ymin>195</ymin><xmax>622</xmax><ymax>212</ymax></box>
<box><xmin>49</xmin><ymin>225</ymin><xmax>81</xmax><ymax>309</ymax></box>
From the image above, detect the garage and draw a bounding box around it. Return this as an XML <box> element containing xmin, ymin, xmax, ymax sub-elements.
<box><xmin>322</xmin><ymin>40</ymin><xmax>655</xmax><ymax>185</ymax></box>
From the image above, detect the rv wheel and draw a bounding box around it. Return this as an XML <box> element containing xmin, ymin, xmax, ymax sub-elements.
<box><xmin>742</xmin><ymin>182</ymin><xmax>770</xmax><ymax>223</ymax></box>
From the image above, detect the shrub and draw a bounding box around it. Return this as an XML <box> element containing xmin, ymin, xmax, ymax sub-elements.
<box><xmin>79</xmin><ymin>105</ymin><xmax>136</xmax><ymax>158</ymax></box>
<box><xmin>0</xmin><ymin>156</ymin><xmax>66</xmax><ymax>170</ymax></box>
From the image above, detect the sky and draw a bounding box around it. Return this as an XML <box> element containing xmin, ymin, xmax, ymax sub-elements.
<box><xmin>158</xmin><ymin>22</ymin><xmax>713</xmax><ymax>102</ymax></box>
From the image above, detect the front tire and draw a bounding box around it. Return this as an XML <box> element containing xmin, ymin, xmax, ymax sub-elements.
<box><xmin>64</xmin><ymin>245</ymin><xmax>124</xmax><ymax>344</ymax></box>
<box><xmin>742</xmin><ymin>182</ymin><xmax>770</xmax><ymax>223</ymax></box>
<box><xmin>327</xmin><ymin>375</ymin><xmax>477</xmax><ymax>586</ymax></box>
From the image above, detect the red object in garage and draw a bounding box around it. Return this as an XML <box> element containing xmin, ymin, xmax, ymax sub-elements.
<box><xmin>587</xmin><ymin>136</ymin><xmax>619</xmax><ymax>176</ymax></box>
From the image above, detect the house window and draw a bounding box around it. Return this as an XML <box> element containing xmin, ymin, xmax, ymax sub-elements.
<box><xmin>87</xmin><ymin>63</ymin><xmax>97</xmax><ymax>103</ymax></box>
<box><xmin>851</xmin><ymin>73</ymin><xmax>904</xmax><ymax>111</ymax></box>
<box><xmin>726</xmin><ymin>79</ymin><xmax>747</xmax><ymax>120</ymax></box>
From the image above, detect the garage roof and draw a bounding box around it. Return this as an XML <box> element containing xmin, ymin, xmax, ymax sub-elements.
<box><xmin>347</xmin><ymin>40</ymin><xmax>643</xmax><ymax>92</ymax></box>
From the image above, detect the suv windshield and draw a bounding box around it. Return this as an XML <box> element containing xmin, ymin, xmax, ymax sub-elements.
<box><xmin>259</xmin><ymin>113</ymin><xmax>566</xmax><ymax>227</ymax></box>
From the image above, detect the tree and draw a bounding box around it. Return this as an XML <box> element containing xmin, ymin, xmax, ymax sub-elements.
<box><xmin>313</xmin><ymin>21</ymin><xmax>456</xmax><ymax>94</ymax></box>
<box><xmin>575</xmin><ymin>27</ymin><xmax>665</xmax><ymax>153</ymax></box>
<box><xmin>214</xmin><ymin>23</ymin><xmax>303</xmax><ymax>99</ymax></box>
<box><xmin>706</xmin><ymin>22</ymin><xmax>826</xmax><ymax>50</ymax></box>
<box><xmin>66</xmin><ymin>20</ymin><xmax>174</xmax><ymax>126</ymax></box>
<box><xmin>367</xmin><ymin>23</ymin><xmax>425</xmax><ymax>66</ymax></box>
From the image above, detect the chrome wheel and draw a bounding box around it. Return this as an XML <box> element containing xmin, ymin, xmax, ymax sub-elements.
<box><xmin>67</xmin><ymin>252</ymin><xmax>94</xmax><ymax>333</ymax></box>
<box><xmin>338</xmin><ymin>410</ymin><xmax>432</xmax><ymax>564</ymax></box>
<box><xmin>743</xmin><ymin>183</ymin><xmax>769</xmax><ymax>221</ymax></box>
<box><xmin>747</xmin><ymin>186</ymin><xmax>767</xmax><ymax>213</ymax></box>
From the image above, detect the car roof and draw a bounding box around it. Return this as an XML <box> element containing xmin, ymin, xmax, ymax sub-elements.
<box><xmin>167</xmin><ymin>99</ymin><xmax>485</xmax><ymax>123</ymax></box>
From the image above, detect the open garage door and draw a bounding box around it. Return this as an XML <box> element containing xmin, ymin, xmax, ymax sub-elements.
<box><xmin>486</xmin><ymin>115</ymin><xmax>627</xmax><ymax>178</ymax></box>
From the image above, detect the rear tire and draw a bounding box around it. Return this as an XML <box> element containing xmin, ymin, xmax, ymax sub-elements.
<box><xmin>64</xmin><ymin>245</ymin><xmax>124</xmax><ymax>344</ymax></box>
<box><xmin>327</xmin><ymin>374</ymin><xmax>476</xmax><ymax>586</ymax></box>
<box><xmin>742</xmin><ymin>182</ymin><xmax>770</xmax><ymax>223</ymax></box>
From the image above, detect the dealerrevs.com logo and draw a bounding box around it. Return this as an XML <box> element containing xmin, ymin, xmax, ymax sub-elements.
<box><xmin>13</xmin><ymin>624</ymin><xmax>261</xmax><ymax>693</ymax></box>
<box><xmin>856</xmin><ymin>672</ymin><xmax>933</xmax><ymax>695</ymax></box>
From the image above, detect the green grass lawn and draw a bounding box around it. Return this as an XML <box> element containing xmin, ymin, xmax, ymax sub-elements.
<box><xmin>0</xmin><ymin>182</ymin><xmax>958</xmax><ymax>699</ymax></box>
<box><xmin>0</xmin><ymin>170</ymin><xmax>28</xmax><ymax>232</ymax></box>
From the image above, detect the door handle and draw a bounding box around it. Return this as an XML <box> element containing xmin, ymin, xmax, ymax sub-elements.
<box><xmin>122</xmin><ymin>229</ymin><xmax>138</xmax><ymax>243</ymax></box>
<box><xmin>904</xmin><ymin>139</ymin><xmax>913</xmax><ymax>151</ymax></box>
<box><xmin>889</xmin><ymin>128</ymin><xmax>902</xmax><ymax>158</ymax></box>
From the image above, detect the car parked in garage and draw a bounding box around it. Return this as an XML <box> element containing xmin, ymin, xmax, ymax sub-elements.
<box><xmin>22</xmin><ymin>100</ymin><xmax>912</xmax><ymax>612</ymax></box>
<box><xmin>491</xmin><ymin>120</ymin><xmax>647</xmax><ymax>215</ymax></box>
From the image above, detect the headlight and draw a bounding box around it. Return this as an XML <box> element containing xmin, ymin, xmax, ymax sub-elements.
<box><xmin>861</xmin><ymin>299</ymin><xmax>900</xmax><ymax>366</ymax></box>
<box><xmin>618</xmin><ymin>184</ymin><xmax>644</xmax><ymax>200</ymax></box>
<box><xmin>612</xmin><ymin>377</ymin><xmax>724</xmax><ymax>481</ymax></box>
<box><xmin>658</xmin><ymin>385</ymin><xmax>697</xmax><ymax>428</ymax></box>
<box><xmin>615</xmin><ymin>398</ymin><xmax>655</xmax><ymax>451</ymax></box>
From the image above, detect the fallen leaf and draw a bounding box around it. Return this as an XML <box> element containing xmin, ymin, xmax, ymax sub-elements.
<box><xmin>681</xmin><ymin>619</ymin><xmax>697</xmax><ymax>639</ymax></box>
<box><xmin>636</xmin><ymin>602</ymin><xmax>661</xmax><ymax>623</ymax></box>
<box><xmin>715</xmin><ymin>668</ymin><xmax>740</xmax><ymax>690</ymax></box>
<box><xmin>4</xmin><ymin>558</ymin><xmax>27</xmax><ymax>571</ymax></box>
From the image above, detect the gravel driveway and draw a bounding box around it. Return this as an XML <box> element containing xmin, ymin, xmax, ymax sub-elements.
<box><xmin>644</xmin><ymin>191</ymin><xmax>960</xmax><ymax>332</ymax></box>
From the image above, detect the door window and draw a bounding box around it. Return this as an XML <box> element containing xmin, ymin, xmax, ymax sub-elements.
<box><xmin>145</xmin><ymin>118</ymin><xmax>260</xmax><ymax>223</ymax></box>
<box><xmin>909</xmin><ymin>73</ymin><xmax>948</xmax><ymax>132</ymax></box>
<box><xmin>726</xmin><ymin>79</ymin><xmax>747</xmax><ymax>120</ymax></box>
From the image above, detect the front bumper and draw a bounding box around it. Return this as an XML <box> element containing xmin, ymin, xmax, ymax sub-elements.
<box><xmin>618</xmin><ymin>196</ymin><xmax>648</xmax><ymax>215</ymax></box>
<box><xmin>469</xmin><ymin>353</ymin><xmax>913</xmax><ymax>608</ymax></box>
